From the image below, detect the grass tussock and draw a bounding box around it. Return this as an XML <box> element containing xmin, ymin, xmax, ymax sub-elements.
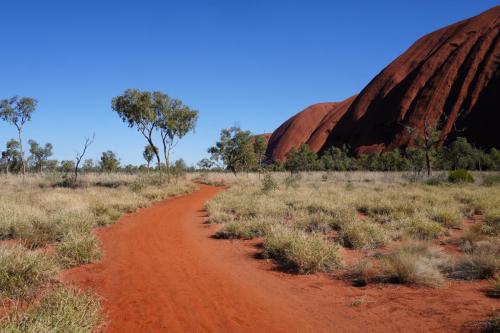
<box><xmin>0</xmin><ymin>244</ymin><xmax>57</xmax><ymax>299</ymax></box>
<box><xmin>380</xmin><ymin>242</ymin><xmax>449</xmax><ymax>287</ymax></box>
<box><xmin>262</xmin><ymin>225</ymin><xmax>342</xmax><ymax>273</ymax></box>
<box><xmin>451</xmin><ymin>240</ymin><xmax>499</xmax><ymax>280</ymax></box>
<box><xmin>56</xmin><ymin>232</ymin><xmax>101</xmax><ymax>268</ymax></box>
<box><xmin>0</xmin><ymin>288</ymin><xmax>102</xmax><ymax>333</ymax></box>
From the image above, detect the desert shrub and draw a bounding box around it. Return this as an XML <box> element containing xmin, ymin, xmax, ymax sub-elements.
<box><xmin>482</xmin><ymin>174</ymin><xmax>500</xmax><ymax>186</ymax></box>
<box><xmin>56</xmin><ymin>232</ymin><xmax>101</xmax><ymax>268</ymax></box>
<box><xmin>93</xmin><ymin>204</ymin><xmax>122</xmax><ymax>226</ymax></box>
<box><xmin>0</xmin><ymin>245</ymin><xmax>57</xmax><ymax>299</ymax></box>
<box><xmin>431</xmin><ymin>208</ymin><xmax>462</xmax><ymax>228</ymax></box>
<box><xmin>215</xmin><ymin>219</ymin><xmax>273</xmax><ymax>240</ymax></box>
<box><xmin>484</xmin><ymin>210</ymin><xmax>500</xmax><ymax>236</ymax></box>
<box><xmin>283</xmin><ymin>173</ymin><xmax>302</xmax><ymax>188</ymax></box>
<box><xmin>261</xmin><ymin>173</ymin><xmax>278</xmax><ymax>193</ymax></box>
<box><xmin>451</xmin><ymin>241</ymin><xmax>499</xmax><ymax>279</ymax></box>
<box><xmin>262</xmin><ymin>225</ymin><xmax>342</xmax><ymax>273</ymax></box>
<box><xmin>381</xmin><ymin>242</ymin><xmax>448</xmax><ymax>287</ymax></box>
<box><xmin>448</xmin><ymin>169</ymin><xmax>474</xmax><ymax>183</ymax></box>
<box><xmin>425</xmin><ymin>173</ymin><xmax>447</xmax><ymax>185</ymax></box>
<box><xmin>0</xmin><ymin>288</ymin><xmax>101</xmax><ymax>333</ymax></box>
<box><xmin>479</xmin><ymin>313</ymin><xmax>500</xmax><ymax>333</ymax></box>
<box><xmin>405</xmin><ymin>217</ymin><xmax>443</xmax><ymax>240</ymax></box>
<box><xmin>339</xmin><ymin>221</ymin><xmax>389</xmax><ymax>249</ymax></box>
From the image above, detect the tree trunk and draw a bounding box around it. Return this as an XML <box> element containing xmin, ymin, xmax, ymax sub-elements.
<box><xmin>18</xmin><ymin>129</ymin><xmax>25</xmax><ymax>175</ymax></box>
<box><xmin>425</xmin><ymin>149</ymin><xmax>431</xmax><ymax>176</ymax></box>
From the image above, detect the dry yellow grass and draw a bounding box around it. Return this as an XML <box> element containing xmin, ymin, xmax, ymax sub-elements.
<box><xmin>204</xmin><ymin>171</ymin><xmax>500</xmax><ymax>281</ymax></box>
<box><xmin>0</xmin><ymin>173</ymin><xmax>196</xmax><ymax>332</ymax></box>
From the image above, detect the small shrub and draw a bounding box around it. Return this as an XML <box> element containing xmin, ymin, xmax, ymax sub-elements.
<box><xmin>339</xmin><ymin>221</ymin><xmax>389</xmax><ymax>249</ymax></box>
<box><xmin>431</xmin><ymin>208</ymin><xmax>462</xmax><ymax>228</ymax></box>
<box><xmin>451</xmin><ymin>241</ymin><xmax>499</xmax><ymax>279</ymax></box>
<box><xmin>93</xmin><ymin>205</ymin><xmax>122</xmax><ymax>226</ymax></box>
<box><xmin>0</xmin><ymin>287</ymin><xmax>102</xmax><ymax>333</ymax></box>
<box><xmin>482</xmin><ymin>174</ymin><xmax>500</xmax><ymax>186</ymax></box>
<box><xmin>448</xmin><ymin>169</ymin><xmax>474</xmax><ymax>183</ymax></box>
<box><xmin>262</xmin><ymin>225</ymin><xmax>342</xmax><ymax>273</ymax></box>
<box><xmin>405</xmin><ymin>217</ymin><xmax>443</xmax><ymax>240</ymax></box>
<box><xmin>380</xmin><ymin>242</ymin><xmax>448</xmax><ymax>287</ymax></box>
<box><xmin>261</xmin><ymin>174</ymin><xmax>278</xmax><ymax>193</ymax></box>
<box><xmin>283</xmin><ymin>173</ymin><xmax>302</xmax><ymax>188</ymax></box>
<box><xmin>56</xmin><ymin>232</ymin><xmax>101</xmax><ymax>268</ymax></box>
<box><xmin>479</xmin><ymin>313</ymin><xmax>500</xmax><ymax>333</ymax></box>
<box><xmin>484</xmin><ymin>210</ymin><xmax>500</xmax><ymax>236</ymax></box>
<box><xmin>214</xmin><ymin>219</ymin><xmax>272</xmax><ymax>240</ymax></box>
<box><xmin>0</xmin><ymin>244</ymin><xmax>57</xmax><ymax>299</ymax></box>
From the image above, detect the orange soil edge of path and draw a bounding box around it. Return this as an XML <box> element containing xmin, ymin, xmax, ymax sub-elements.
<box><xmin>61</xmin><ymin>184</ymin><xmax>497</xmax><ymax>333</ymax></box>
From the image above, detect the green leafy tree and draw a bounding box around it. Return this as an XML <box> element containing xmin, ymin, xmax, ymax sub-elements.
<box><xmin>99</xmin><ymin>150</ymin><xmax>120</xmax><ymax>173</ymax></box>
<box><xmin>406</xmin><ymin>147</ymin><xmax>426</xmax><ymax>175</ymax></box>
<box><xmin>321</xmin><ymin>146</ymin><xmax>353</xmax><ymax>171</ymax></box>
<box><xmin>284</xmin><ymin>144</ymin><xmax>319</xmax><ymax>173</ymax></box>
<box><xmin>45</xmin><ymin>160</ymin><xmax>58</xmax><ymax>172</ymax></box>
<box><xmin>488</xmin><ymin>148</ymin><xmax>500</xmax><ymax>171</ymax></box>
<box><xmin>112</xmin><ymin>89</ymin><xmax>162</xmax><ymax>178</ymax></box>
<box><xmin>197</xmin><ymin>158</ymin><xmax>215</xmax><ymax>171</ymax></box>
<box><xmin>253</xmin><ymin>135</ymin><xmax>268</xmax><ymax>172</ymax></box>
<box><xmin>82</xmin><ymin>159</ymin><xmax>94</xmax><ymax>173</ymax></box>
<box><xmin>172</xmin><ymin>159</ymin><xmax>188</xmax><ymax>178</ymax></box>
<box><xmin>442</xmin><ymin>137</ymin><xmax>475</xmax><ymax>170</ymax></box>
<box><xmin>208</xmin><ymin>127</ymin><xmax>256</xmax><ymax>175</ymax></box>
<box><xmin>378</xmin><ymin>150</ymin><xmax>409</xmax><ymax>171</ymax></box>
<box><xmin>406</xmin><ymin>112</ymin><xmax>441</xmax><ymax>176</ymax></box>
<box><xmin>60</xmin><ymin>160</ymin><xmax>75</xmax><ymax>173</ymax></box>
<box><xmin>0</xmin><ymin>96</ymin><xmax>38</xmax><ymax>174</ymax></box>
<box><xmin>28</xmin><ymin>139</ymin><xmax>53</xmax><ymax>172</ymax></box>
<box><xmin>1</xmin><ymin>139</ymin><xmax>22</xmax><ymax>173</ymax></box>
<box><xmin>155</xmin><ymin>93</ymin><xmax>198</xmax><ymax>181</ymax></box>
<box><xmin>143</xmin><ymin>145</ymin><xmax>156</xmax><ymax>173</ymax></box>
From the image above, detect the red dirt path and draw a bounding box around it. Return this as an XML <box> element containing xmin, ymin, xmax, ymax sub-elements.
<box><xmin>62</xmin><ymin>185</ymin><xmax>497</xmax><ymax>332</ymax></box>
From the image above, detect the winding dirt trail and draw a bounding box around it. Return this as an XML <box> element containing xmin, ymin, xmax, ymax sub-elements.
<box><xmin>62</xmin><ymin>184</ymin><xmax>497</xmax><ymax>333</ymax></box>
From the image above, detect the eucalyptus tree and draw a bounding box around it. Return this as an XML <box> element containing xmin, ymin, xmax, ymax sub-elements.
<box><xmin>112</xmin><ymin>89</ymin><xmax>198</xmax><ymax>181</ymax></box>
<box><xmin>28</xmin><ymin>139</ymin><xmax>53</xmax><ymax>172</ymax></box>
<box><xmin>112</xmin><ymin>89</ymin><xmax>162</xmax><ymax>177</ymax></box>
<box><xmin>155</xmin><ymin>93</ymin><xmax>198</xmax><ymax>181</ymax></box>
<box><xmin>0</xmin><ymin>96</ymin><xmax>38</xmax><ymax>174</ymax></box>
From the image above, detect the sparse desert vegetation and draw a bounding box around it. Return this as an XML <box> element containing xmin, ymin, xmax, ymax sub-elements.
<box><xmin>0</xmin><ymin>173</ymin><xmax>195</xmax><ymax>332</ymax></box>
<box><xmin>205</xmin><ymin>171</ymin><xmax>500</xmax><ymax>288</ymax></box>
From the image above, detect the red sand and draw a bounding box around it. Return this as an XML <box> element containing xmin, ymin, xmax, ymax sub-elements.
<box><xmin>62</xmin><ymin>185</ymin><xmax>497</xmax><ymax>332</ymax></box>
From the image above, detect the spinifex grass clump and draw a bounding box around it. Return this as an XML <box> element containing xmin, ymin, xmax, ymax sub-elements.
<box><xmin>0</xmin><ymin>288</ymin><xmax>102</xmax><ymax>333</ymax></box>
<box><xmin>0</xmin><ymin>244</ymin><xmax>57</xmax><ymax>299</ymax></box>
<box><xmin>263</xmin><ymin>225</ymin><xmax>342</xmax><ymax>273</ymax></box>
<box><xmin>380</xmin><ymin>242</ymin><xmax>449</xmax><ymax>287</ymax></box>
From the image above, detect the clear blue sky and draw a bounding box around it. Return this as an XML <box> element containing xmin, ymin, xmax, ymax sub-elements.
<box><xmin>0</xmin><ymin>1</ymin><xmax>497</xmax><ymax>166</ymax></box>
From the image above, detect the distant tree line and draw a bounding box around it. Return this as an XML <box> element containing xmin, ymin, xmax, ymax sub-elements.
<box><xmin>203</xmin><ymin>127</ymin><xmax>500</xmax><ymax>175</ymax></box>
<box><xmin>1</xmin><ymin>89</ymin><xmax>198</xmax><ymax>182</ymax></box>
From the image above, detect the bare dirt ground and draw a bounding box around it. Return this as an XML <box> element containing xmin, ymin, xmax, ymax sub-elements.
<box><xmin>61</xmin><ymin>184</ymin><xmax>497</xmax><ymax>333</ymax></box>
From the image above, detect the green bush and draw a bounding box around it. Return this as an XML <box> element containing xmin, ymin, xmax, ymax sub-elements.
<box><xmin>339</xmin><ymin>221</ymin><xmax>389</xmax><ymax>249</ymax></box>
<box><xmin>448</xmin><ymin>169</ymin><xmax>474</xmax><ymax>183</ymax></box>
<box><xmin>0</xmin><ymin>245</ymin><xmax>57</xmax><ymax>299</ymax></box>
<box><xmin>0</xmin><ymin>288</ymin><xmax>102</xmax><ymax>333</ymax></box>
<box><xmin>482</xmin><ymin>174</ymin><xmax>500</xmax><ymax>186</ymax></box>
<box><xmin>262</xmin><ymin>225</ymin><xmax>342</xmax><ymax>273</ymax></box>
<box><xmin>215</xmin><ymin>219</ymin><xmax>272</xmax><ymax>240</ymax></box>
<box><xmin>261</xmin><ymin>173</ymin><xmax>278</xmax><ymax>193</ymax></box>
<box><xmin>56</xmin><ymin>232</ymin><xmax>101</xmax><ymax>268</ymax></box>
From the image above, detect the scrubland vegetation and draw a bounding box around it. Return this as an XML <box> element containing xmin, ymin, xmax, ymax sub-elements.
<box><xmin>205</xmin><ymin>171</ymin><xmax>499</xmax><ymax>290</ymax></box>
<box><xmin>0</xmin><ymin>173</ymin><xmax>195</xmax><ymax>332</ymax></box>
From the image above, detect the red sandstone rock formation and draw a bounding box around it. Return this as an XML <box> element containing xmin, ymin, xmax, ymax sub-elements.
<box><xmin>266</xmin><ymin>6</ymin><xmax>500</xmax><ymax>161</ymax></box>
<box><xmin>267</xmin><ymin>96</ymin><xmax>356</xmax><ymax>162</ymax></box>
